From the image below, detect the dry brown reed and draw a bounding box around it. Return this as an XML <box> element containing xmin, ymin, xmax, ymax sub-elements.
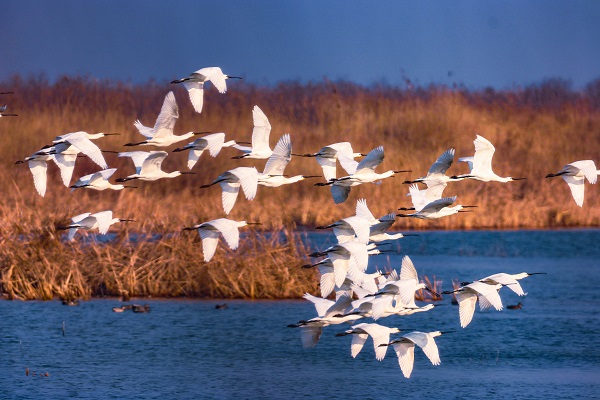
<box><xmin>1</xmin><ymin>75</ymin><xmax>599</xmax><ymax>300</ymax></box>
<box><xmin>0</xmin><ymin>223</ymin><xmax>317</xmax><ymax>301</ymax></box>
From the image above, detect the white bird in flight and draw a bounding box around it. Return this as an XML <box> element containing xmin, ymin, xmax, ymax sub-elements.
<box><xmin>172</xmin><ymin>132</ymin><xmax>241</xmax><ymax>170</ymax></box>
<box><xmin>380</xmin><ymin>330</ymin><xmax>450</xmax><ymax>378</ymax></box>
<box><xmin>171</xmin><ymin>66</ymin><xmax>242</xmax><ymax>114</ymax></box>
<box><xmin>354</xmin><ymin>199</ymin><xmax>414</xmax><ymax>243</ymax></box>
<box><xmin>126</xmin><ymin>91</ymin><xmax>209</xmax><ymax>147</ymax></box>
<box><xmin>443</xmin><ymin>281</ymin><xmax>504</xmax><ymax>328</ymax></box>
<box><xmin>257</xmin><ymin>133</ymin><xmax>321</xmax><ymax>187</ymax></box>
<box><xmin>232</xmin><ymin>105</ymin><xmax>273</xmax><ymax>159</ymax></box>
<box><xmin>58</xmin><ymin>210</ymin><xmax>134</xmax><ymax>241</ymax></box>
<box><xmin>183</xmin><ymin>218</ymin><xmax>260</xmax><ymax>262</ymax></box>
<box><xmin>316</xmin><ymin>213</ymin><xmax>372</xmax><ymax>244</ymax></box>
<box><xmin>116</xmin><ymin>151</ymin><xmax>194</xmax><ymax>182</ymax></box>
<box><xmin>49</xmin><ymin>131</ymin><xmax>115</xmax><ymax>186</ymax></box>
<box><xmin>15</xmin><ymin>149</ymin><xmax>56</xmax><ymax>197</ymax></box>
<box><xmin>466</xmin><ymin>271</ymin><xmax>546</xmax><ymax>297</ymax></box>
<box><xmin>335</xmin><ymin>322</ymin><xmax>402</xmax><ymax>361</ymax></box>
<box><xmin>308</xmin><ymin>241</ymin><xmax>375</xmax><ymax>288</ymax></box>
<box><xmin>288</xmin><ymin>294</ymin><xmax>364</xmax><ymax>348</ymax></box>
<box><xmin>397</xmin><ymin>195</ymin><xmax>474</xmax><ymax>220</ymax></box>
<box><xmin>200</xmin><ymin>166</ymin><xmax>259</xmax><ymax>215</ymax></box>
<box><xmin>368</xmin><ymin>255</ymin><xmax>438</xmax><ymax>308</ymax></box>
<box><xmin>292</xmin><ymin>142</ymin><xmax>366</xmax><ymax>182</ymax></box>
<box><xmin>399</xmin><ymin>179</ymin><xmax>451</xmax><ymax>212</ymax></box>
<box><xmin>454</xmin><ymin>135</ymin><xmax>526</xmax><ymax>182</ymax></box>
<box><xmin>70</xmin><ymin>168</ymin><xmax>137</xmax><ymax>192</ymax></box>
<box><xmin>404</xmin><ymin>148</ymin><xmax>460</xmax><ymax>185</ymax></box>
<box><xmin>316</xmin><ymin>146</ymin><xmax>410</xmax><ymax>203</ymax></box>
<box><xmin>546</xmin><ymin>160</ymin><xmax>598</xmax><ymax>207</ymax></box>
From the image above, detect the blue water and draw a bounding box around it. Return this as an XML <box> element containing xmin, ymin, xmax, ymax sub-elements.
<box><xmin>1</xmin><ymin>230</ymin><xmax>599</xmax><ymax>399</ymax></box>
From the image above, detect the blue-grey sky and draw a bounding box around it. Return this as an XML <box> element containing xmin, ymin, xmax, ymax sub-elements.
<box><xmin>2</xmin><ymin>0</ymin><xmax>599</xmax><ymax>89</ymax></box>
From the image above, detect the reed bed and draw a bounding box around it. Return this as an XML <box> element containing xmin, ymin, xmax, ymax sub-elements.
<box><xmin>0</xmin><ymin>224</ymin><xmax>317</xmax><ymax>301</ymax></box>
<box><xmin>0</xmin><ymin>75</ymin><xmax>599</xmax><ymax>300</ymax></box>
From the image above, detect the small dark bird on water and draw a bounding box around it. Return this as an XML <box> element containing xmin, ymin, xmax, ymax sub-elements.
<box><xmin>507</xmin><ymin>302</ymin><xmax>523</xmax><ymax>310</ymax></box>
<box><xmin>215</xmin><ymin>303</ymin><xmax>228</xmax><ymax>309</ymax></box>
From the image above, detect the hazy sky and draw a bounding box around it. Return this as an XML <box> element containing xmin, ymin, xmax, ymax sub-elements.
<box><xmin>2</xmin><ymin>0</ymin><xmax>599</xmax><ymax>89</ymax></box>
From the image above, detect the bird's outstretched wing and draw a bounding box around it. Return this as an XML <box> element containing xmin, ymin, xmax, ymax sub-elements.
<box><xmin>263</xmin><ymin>134</ymin><xmax>291</xmax><ymax>176</ymax></box>
<box><xmin>251</xmin><ymin>105</ymin><xmax>272</xmax><ymax>153</ymax></box>
<box><xmin>471</xmin><ymin>135</ymin><xmax>495</xmax><ymax>175</ymax></box>
<box><xmin>354</xmin><ymin>146</ymin><xmax>384</xmax><ymax>175</ymax></box>
<box><xmin>198</xmin><ymin>225</ymin><xmax>221</xmax><ymax>262</ymax></box>
<box><xmin>151</xmin><ymin>91</ymin><xmax>179</xmax><ymax>137</ymax></box>
<box><xmin>183</xmin><ymin>81</ymin><xmax>204</xmax><ymax>114</ymax></box>
<box><xmin>428</xmin><ymin>148</ymin><xmax>455</xmax><ymax>175</ymax></box>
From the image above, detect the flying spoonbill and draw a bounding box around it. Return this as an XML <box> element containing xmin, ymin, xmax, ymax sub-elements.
<box><xmin>335</xmin><ymin>322</ymin><xmax>403</xmax><ymax>361</ymax></box>
<box><xmin>443</xmin><ymin>281</ymin><xmax>504</xmax><ymax>328</ymax></box>
<box><xmin>316</xmin><ymin>214</ymin><xmax>372</xmax><ymax>244</ymax></box>
<box><xmin>200</xmin><ymin>167</ymin><xmax>259</xmax><ymax>214</ymax></box>
<box><xmin>453</xmin><ymin>135</ymin><xmax>526</xmax><ymax>182</ymax></box>
<box><xmin>172</xmin><ymin>132</ymin><xmax>242</xmax><ymax>170</ymax></box>
<box><xmin>232</xmin><ymin>105</ymin><xmax>273</xmax><ymax>159</ymax></box>
<box><xmin>126</xmin><ymin>92</ymin><xmax>209</xmax><ymax>147</ymax></box>
<box><xmin>257</xmin><ymin>133</ymin><xmax>321</xmax><ymax>187</ymax></box>
<box><xmin>15</xmin><ymin>149</ymin><xmax>56</xmax><ymax>197</ymax></box>
<box><xmin>292</xmin><ymin>142</ymin><xmax>366</xmax><ymax>182</ymax></box>
<box><xmin>397</xmin><ymin>195</ymin><xmax>474</xmax><ymax>220</ymax></box>
<box><xmin>171</xmin><ymin>66</ymin><xmax>242</xmax><ymax>114</ymax></box>
<box><xmin>465</xmin><ymin>272</ymin><xmax>546</xmax><ymax>297</ymax></box>
<box><xmin>315</xmin><ymin>146</ymin><xmax>410</xmax><ymax>203</ymax></box>
<box><xmin>70</xmin><ymin>168</ymin><xmax>137</xmax><ymax>192</ymax></box>
<box><xmin>49</xmin><ymin>131</ymin><xmax>114</xmax><ymax>174</ymax></box>
<box><xmin>545</xmin><ymin>160</ymin><xmax>598</xmax><ymax>207</ymax></box>
<box><xmin>58</xmin><ymin>210</ymin><xmax>134</xmax><ymax>241</ymax></box>
<box><xmin>288</xmin><ymin>294</ymin><xmax>364</xmax><ymax>348</ymax></box>
<box><xmin>355</xmin><ymin>198</ymin><xmax>416</xmax><ymax>242</ymax></box>
<box><xmin>380</xmin><ymin>330</ymin><xmax>450</xmax><ymax>378</ymax></box>
<box><xmin>183</xmin><ymin>218</ymin><xmax>260</xmax><ymax>262</ymax></box>
<box><xmin>404</xmin><ymin>148</ymin><xmax>461</xmax><ymax>184</ymax></box>
<box><xmin>116</xmin><ymin>151</ymin><xmax>194</xmax><ymax>182</ymax></box>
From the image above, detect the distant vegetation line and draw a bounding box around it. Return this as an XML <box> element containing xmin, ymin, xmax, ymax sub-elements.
<box><xmin>0</xmin><ymin>75</ymin><xmax>599</xmax><ymax>300</ymax></box>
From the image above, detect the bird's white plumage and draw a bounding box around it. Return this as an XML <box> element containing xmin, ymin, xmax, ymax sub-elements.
<box><xmin>71</xmin><ymin>168</ymin><xmax>124</xmax><ymax>191</ymax></box>
<box><xmin>262</xmin><ymin>133</ymin><xmax>291</xmax><ymax>176</ymax></box>
<box><xmin>547</xmin><ymin>160</ymin><xmax>598</xmax><ymax>207</ymax></box>
<box><xmin>208</xmin><ymin>167</ymin><xmax>258</xmax><ymax>214</ymax></box>
<box><xmin>233</xmin><ymin>106</ymin><xmax>273</xmax><ymax>159</ymax></box>
<box><xmin>312</xmin><ymin>142</ymin><xmax>362</xmax><ymax>182</ymax></box>
<box><xmin>118</xmin><ymin>151</ymin><xmax>183</xmax><ymax>181</ymax></box>
<box><xmin>390</xmin><ymin>331</ymin><xmax>443</xmax><ymax>378</ymax></box>
<box><xmin>454</xmin><ymin>281</ymin><xmax>503</xmax><ymax>328</ymax></box>
<box><xmin>183</xmin><ymin>81</ymin><xmax>205</xmax><ymax>114</ymax></box>
<box><xmin>180</xmin><ymin>133</ymin><xmax>235</xmax><ymax>170</ymax></box>
<box><xmin>193</xmin><ymin>218</ymin><xmax>248</xmax><ymax>262</ymax></box>
<box><xmin>340</xmin><ymin>323</ymin><xmax>400</xmax><ymax>361</ymax></box>
<box><xmin>29</xmin><ymin>158</ymin><xmax>49</xmax><ymax>197</ymax></box>
<box><xmin>55</xmin><ymin>131</ymin><xmax>108</xmax><ymax>170</ymax></box>
<box><xmin>64</xmin><ymin>210</ymin><xmax>127</xmax><ymax>241</ymax></box>
<box><xmin>457</xmin><ymin>135</ymin><xmax>522</xmax><ymax>182</ymax></box>
<box><xmin>174</xmin><ymin>67</ymin><xmax>238</xmax><ymax>113</ymax></box>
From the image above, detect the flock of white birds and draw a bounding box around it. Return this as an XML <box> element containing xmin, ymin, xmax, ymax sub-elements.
<box><xmin>4</xmin><ymin>67</ymin><xmax>600</xmax><ymax>378</ymax></box>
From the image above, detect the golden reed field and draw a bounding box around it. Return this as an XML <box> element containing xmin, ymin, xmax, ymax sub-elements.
<box><xmin>1</xmin><ymin>75</ymin><xmax>599</xmax><ymax>300</ymax></box>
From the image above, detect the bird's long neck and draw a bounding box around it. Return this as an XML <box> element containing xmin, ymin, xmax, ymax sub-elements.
<box><xmin>376</xmin><ymin>170</ymin><xmax>395</xmax><ymax>180</ymax></box>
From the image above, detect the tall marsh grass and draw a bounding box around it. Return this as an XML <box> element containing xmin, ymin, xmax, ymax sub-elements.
<box><xmin>0</xmin><ymin>75</ymin><xmax>599</xmax><ymax>299</ymax></box>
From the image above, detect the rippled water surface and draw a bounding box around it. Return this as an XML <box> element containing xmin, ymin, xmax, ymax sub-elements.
<box><xmin>2</xmin><ymin>230</ymin><xmax>599</xmax><ymax>399</ymax></box>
